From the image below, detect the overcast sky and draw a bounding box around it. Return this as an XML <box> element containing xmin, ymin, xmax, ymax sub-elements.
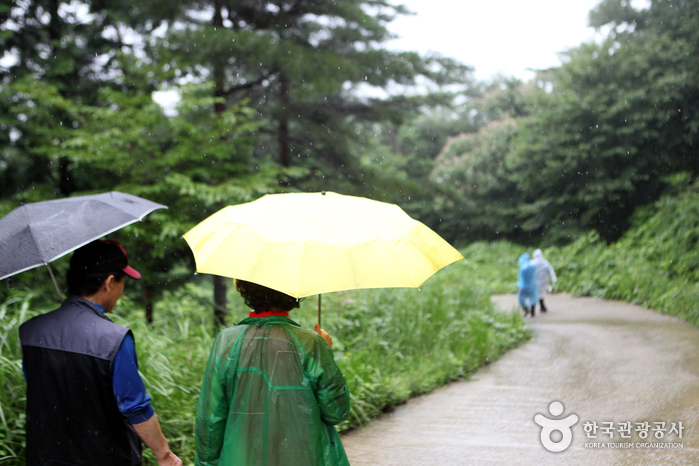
<box><xmin>385</xmin><ymin>0</ymin><xmax>607</xmax><ymax>81</ymax></box>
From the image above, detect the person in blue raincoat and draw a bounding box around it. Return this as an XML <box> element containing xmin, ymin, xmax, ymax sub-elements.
<box><xmin>518</xmin><ymin>253</ymin><xmax>538</xmax><ymax>317</ymax></box>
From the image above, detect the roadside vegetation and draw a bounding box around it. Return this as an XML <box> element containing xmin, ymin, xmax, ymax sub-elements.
<box><xmin>454</xmin><ymin>180</ymin><xmax>699</xmax><ymax>330</ymax></box>
<box><xmin>0</xmin><ymin>259</ymin><xmax>530</xmax><ymax>465</ymax></box>
<box><xmin>552</xmin><ymin>180</ymin><xmax>699</xmax><ymax>327</ymax></box>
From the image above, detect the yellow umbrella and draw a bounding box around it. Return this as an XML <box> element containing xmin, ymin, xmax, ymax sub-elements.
<box><xmin>183</xmin><ymin>191</ymin><xmax>464</xmax><ymax>324</ymax></box>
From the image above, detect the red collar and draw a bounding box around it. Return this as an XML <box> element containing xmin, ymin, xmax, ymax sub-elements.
<box><xmin>249</xmin><ymin>310</ymin><xmax>289</xmax><ymax>318</ymax></box>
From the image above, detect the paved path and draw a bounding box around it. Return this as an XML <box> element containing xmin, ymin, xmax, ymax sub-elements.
<box><xmin>341</xmin><ymin>293</ymin><xmax>699</xmax><ymax>465</ymax></box>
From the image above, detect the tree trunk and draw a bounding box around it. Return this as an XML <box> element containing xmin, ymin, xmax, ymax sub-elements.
<box><xmin>390</xmin><ymin>124</ymin><xmax>400</xmax><ymax>154</ymax></box>
<box><xmin>213</xmin><ymin>275</ymin><xmax>228</xmax><ymax>328</ymax></box>
<box><xmin>48</xmin><ymin>1</ymin><xmax>77</xmax><ymax>195</ymax></box>
<box><xmin>144</xmin><ymin>286</ymin><xmax>154</xmax><ymax>324</ymax></box>
<box><xmin>213</xmin><ymin>1</ymin><xmax>226</xmax><ymax>114</ymax></box>
<box><xmin>59</xmin><ymin>157</ymin><xmax>76</xmax><ymax>196</ymax></box>
<box><xmin>278</xmin><ymin>75</ymin><xmax>291</xmax><ymax>168</ymax></box>
<box><xmin>47</xmin><ymin>0</ymin><xmax>61</xmax><ymax>43</ymax></box>
<box><xmin>211</xmin><ymin>1</ymin><xmax>228</xmax><ymax>330</ymax></box>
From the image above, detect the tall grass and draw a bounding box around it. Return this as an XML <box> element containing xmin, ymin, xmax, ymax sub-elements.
<box><xmin>0</xmin><ymin>259</ymin><xmax>530</xmax><ymax>465</ymax></box>
<box><xmin>458</xmin><ymin>241</ymin><xmax>524</xmax><ymax>295</ymax></box>
<box><xmin>549</xmin><ymin>183</ymin><xmax>699</xmax><ymax>327</ymax></box>
<box><xmin>111</xmin><ymin>283</ymin><xmax>215</xmax><ymax>464</ymax></box>
<box><xmin>0</xmin><ymin>294</ymin><xmax>38</xmax><ymax>465</ymax></box>
<box><xmin>553</xmin><ymin>231</ymin><xmax>699</xmax><ymax>326</ymax></box>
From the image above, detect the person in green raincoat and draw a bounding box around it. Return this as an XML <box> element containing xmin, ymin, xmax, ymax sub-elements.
<box><xmin>194</xmin><ymin>279</ymin><xmax>351</xmax><ymax>466</ymax></box>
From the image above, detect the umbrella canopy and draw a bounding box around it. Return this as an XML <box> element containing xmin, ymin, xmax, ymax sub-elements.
<box><xmin>0</xmin><ymin>191</ymin><xmax>166</xmax><ymax>281</ymax></box>
<box><xmin>183</xmin><ymin>191</ymin><xmax>464</xmax><ymax>299</ymax></box>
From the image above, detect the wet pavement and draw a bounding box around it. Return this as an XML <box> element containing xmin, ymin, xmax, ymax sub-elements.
<box><xmin>341</xmin><ymin>293</ymin><xmax>699</xmax><ymax>465</ymax></box>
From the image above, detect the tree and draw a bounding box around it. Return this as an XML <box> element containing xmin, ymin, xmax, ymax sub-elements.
<box><xmin>150</xmin><ymin>0</ymin><xmax>472</xmax><ymax>180</ymax></box>
<box><xmin>0</xmin><ymin>0</ymin><xmax>147</xmax><ymax>198</ymax></box>
<box><xmin>140</xmin><ymin>0</ymin><xmax>471</xmax><ymax>315</ymax></box>
<box><xmin>430</xmin><ymin>118</ymin><xmax>521</xmax><ymax>244</ymax></box>
<box><xmin>3</xmin><ymin>75</ymin><xmax>287</xmax><ymax>321</ymax></box>
<box><xmin>365</xmin><ymin>76</ymin><xmax>533</xmax><ymax>244</ymax></box>
<box><xmin>508</xmin><ymin>0</ymin><xmax>699</xmax><ymax>242</ymax></box>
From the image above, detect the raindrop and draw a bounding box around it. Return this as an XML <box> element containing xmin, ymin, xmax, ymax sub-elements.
<box><xmin>193</xmin><ymin>272</ymin><xmax>198</xmax><ymax>276</ymax></box>
<box><xmin>417</xmin><ymin>287</ymin><xmax>421</xmax><ymax>292</ymax></box>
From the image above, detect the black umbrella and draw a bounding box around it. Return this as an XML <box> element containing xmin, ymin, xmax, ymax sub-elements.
<box><xmin>0</xmin><ymin>191</ymin><xmax>166</xmax><ymax>297</ymax></box>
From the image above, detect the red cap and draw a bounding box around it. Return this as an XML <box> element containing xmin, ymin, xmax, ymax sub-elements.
<box><xmin>97</xmin><ymin>240</ymin><xmax>142</xmax><ymax>279</ymax></box>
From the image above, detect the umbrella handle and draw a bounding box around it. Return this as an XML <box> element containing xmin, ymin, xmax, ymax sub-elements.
<box><xmin>318</xmin><ymin>294</ymin><xmax>322</xmax><ymax>328</ymax></box>
<box><xmin>46</xmin><ymin>263</ymin><xmax>64</xmax><ymax>301</ymax></box>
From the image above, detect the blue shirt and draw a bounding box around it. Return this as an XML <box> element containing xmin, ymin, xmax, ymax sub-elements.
<box><xmin>23</xmin><ymin>303</ymin><xmax>154</xmax><ymax>424</ymax></box>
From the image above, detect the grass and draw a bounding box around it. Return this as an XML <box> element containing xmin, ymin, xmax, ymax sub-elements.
<box><xmin>458</xmin><ymin>240</ymin><xmax>525</xmax><ymax>295</ymax></box>
<box><xmin>0</xmin><ymin>295</ymin><xmax>35</xmax><ymax>464</ymax></box>
<box><xmin>552</xmin><ymin>231</ymin><xmax>699</xmax><ymax>327</ymax></box>
<box><xmin>0</xmin><ymin>258</ymin><xmax>530</xmax><ymax>465</ymax></box>
<box><xmin>549</xmin><ymin>183</ymin><xmax>699</xmax><ymax>327</ymax></box>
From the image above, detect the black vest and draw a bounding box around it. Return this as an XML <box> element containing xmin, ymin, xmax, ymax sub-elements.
<box><xmin>19</xmin><ymin>296</ymin><xmax>142</xmax><ymax>466</ymax></box>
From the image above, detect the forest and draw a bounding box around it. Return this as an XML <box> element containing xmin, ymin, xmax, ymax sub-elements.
<box><xmin>2</xmin><ymin>0</ymin><xmax>699</xmax><ymax>463</ymax></box>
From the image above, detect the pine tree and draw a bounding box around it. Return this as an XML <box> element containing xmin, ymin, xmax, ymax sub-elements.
<box><xmin>151</xmin><ymin>0</ymin><xmax>472</xmax><ymax>179</ymax></box>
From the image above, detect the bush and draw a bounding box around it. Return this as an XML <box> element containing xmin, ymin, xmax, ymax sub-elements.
<box><xmin>552</xmin><ymin>183</ymin><xmax>699</xmax><ymax>327</ymax></box>
<box><xmin>0</xmin><ymin>294</ymin><xmax>38</xmax><ymax>465</ymax></box>
<box><xmin>458</xmin><ymin>240</ymin><xmax>526</xmax><ymax>295</ymax></box>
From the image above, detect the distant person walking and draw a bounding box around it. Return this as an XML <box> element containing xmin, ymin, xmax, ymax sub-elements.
<box><xmin>531</xmin><ymin>249</ymin><xmax>557</xmax><ymax>313</ymax></box>
<box><xmin>518</xmin><ymin>253</ymin><xmax>538</xmax><ymax>317</ymax></box>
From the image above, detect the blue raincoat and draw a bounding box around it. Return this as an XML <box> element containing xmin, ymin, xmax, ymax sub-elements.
<box><xmin>517</xmin><ymin>253</ymin><xmax>538</xmax><ymax>308</ymax></box>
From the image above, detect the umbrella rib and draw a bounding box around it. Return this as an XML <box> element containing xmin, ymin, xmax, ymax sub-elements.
<box><xmin>44</xmin><ymin>218</ymin><xmax>146</xmax><ymax>264</ymax></box>
<box><xmin>0</xmin><ymin>261</ymin><xmax>48</xmax><ymax>281</ymax></box>
<box><xmin>21</xmin><ymin>205</ymin><xmax>48</xmax><ymax>263</ymax></box>
<box><xmin>357</xmin><ymin>215</ymin><xmax>417</xmax><ymax>288</ymax></box>
<box><xmin>109</xmin><ymin>192</ymin><xmax>168</xmax><ymax>221</ymax></box>
<box><xmin>396</xmin><ymin>231</ymin><xmax>432</xmax><ymax>287</ymax></box>
<box><xmin>43</xmin><ymin>195</ymin><xmax>167</xmax><ymax>263</ymax></box>
<box><xmin>361</xmin><ymin>224</ymin><xmax>454</xmax><ymax>290</ymax></box>
<box><xmin>191</xmin><ymin>223</ymin><xmax>248</xmax><ymax>268</ymax></box>
<box><xmin>371</xmin><ymin>237</ymin><xmax>423</xmax><ymax>288</ymax></box>
<box><xmin>395</xmin><ymin>226</ymin><xmax>461</xmax><ymax>286</ymax></box>
<box><xmin>1</xmin><ymin>193</ymin><xmax>167</xmax><ymax>279</ymax></box>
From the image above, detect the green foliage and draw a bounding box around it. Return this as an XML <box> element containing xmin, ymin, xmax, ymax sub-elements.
<box><xmin>347</xmin><ymin>76</ymin><xmax>536</xmax><ymax>245</ymax></box>
<box><xmin>0</xmin><ymin>0</ymin><xmax>128</xmax><ymax>99</ymax></box>
<box><xmin>357</xmin><ymin>77</ymin><xmax>528</xmax><ymax>200</ymax></box>
<box><xmin>431</xmin><ymin>119</ymin><xmax>521</xmax><ymax>243</ymax></box>
<box><xmin>0</xmin><ymin>78</ymin><xmax>287</xmax><ymax>310</ymax></box>
<box><xmin>0</xmin><ymin>0</ymin><xmax>146</xmax><ymax>200</ymax></box>
<box><xmin>0</xmin><ymin>293</ymin><xmax>38</xmax><ymax>464</ymax></box>
<box><xmin>459</xmin><ymin>241</ymin><xmax>526</xmax><ymax>295</ymax></box>
<box><xmin>0</xmin><ymin>263</ymin><xmax>529</xmax><ymax>464</ymax></box>
<box><xmin>506</xmin><ymin>0</ymin><xmax>699</xmax><ymax>243</ymax></box>
<box><xmin>552</xmin><ymin>181</ymin><xmax>699</xmax><ymax>326</ymax></box>
<box><xmin>153</xmin><ymin>0</ymin><xmax>473</xmax><ymax>184</ymax></box>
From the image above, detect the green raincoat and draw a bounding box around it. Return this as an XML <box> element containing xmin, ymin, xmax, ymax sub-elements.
<box><xmin>195</xmin><ymin>316</ymin><xmax>351</xmax><ymax>466</ymax></box>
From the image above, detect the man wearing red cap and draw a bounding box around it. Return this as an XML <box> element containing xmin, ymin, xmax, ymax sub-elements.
<box><xmin>20</xmin><ymin>240</ymin><xmax>182</xmax><ymax>466</ymax></box>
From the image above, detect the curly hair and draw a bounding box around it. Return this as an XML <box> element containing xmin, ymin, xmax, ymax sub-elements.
<box><xmin>235</xmin><ymin>279</ymin><xmax>300</xmax><ymax>313</ymax></box>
